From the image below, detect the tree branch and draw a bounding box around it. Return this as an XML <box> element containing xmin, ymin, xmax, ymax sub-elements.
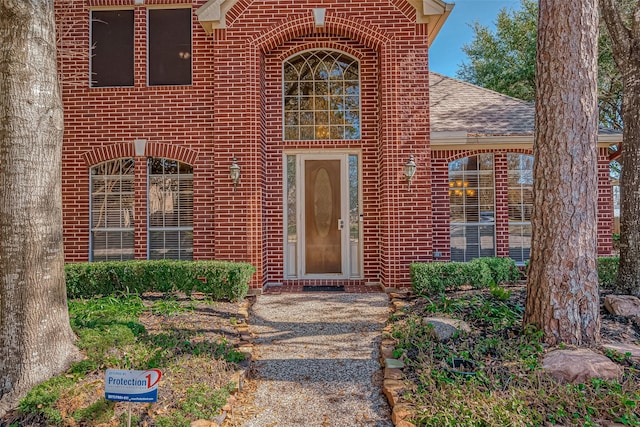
<box><xmin>600</xmin><ymin>0</ymin><xmax>632</xmax><ymax>69</ymax></box>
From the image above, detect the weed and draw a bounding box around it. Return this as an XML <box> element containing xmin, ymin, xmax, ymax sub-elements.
<box><xmin>151</xmin><ymin>298</ymin><xmax>195</xmax><ymax>316</ymax></box>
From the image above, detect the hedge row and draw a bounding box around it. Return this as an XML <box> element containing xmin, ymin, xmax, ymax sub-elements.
<box><xmin>65</xmin><ymin>260</ymin><xmax>255</xmax><ymax>301</ymax></box>
<box><xmin>412</xmin><ymin>257</ymin><xmax>623</xmax><ymax>297</ymax></box>
<box><xmin>410</xmin><ymin>257</ymin><xmax>521</xmax><ymax>296</ymax></box>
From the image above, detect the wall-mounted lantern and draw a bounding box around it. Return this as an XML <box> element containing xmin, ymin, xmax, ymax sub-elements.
<box><xmin>404</xmin><ymin>155</ymin><xmax>417</xmax><ymax>191</ymax></box>
<box><xmin>230</xmin><ymin>157</ymin><xmax>240</xmax><ymax>191</ymax></box>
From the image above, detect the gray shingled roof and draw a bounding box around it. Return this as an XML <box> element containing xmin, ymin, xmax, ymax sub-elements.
<box><xmin>429</xmin><ymin>72</ymin><xmax>621</xmax><ymax>138</ymax></box>
<box><xmin>429</xmin><ymin>72</ymin><xmax>535</xmax><ymax>136</ymax></box>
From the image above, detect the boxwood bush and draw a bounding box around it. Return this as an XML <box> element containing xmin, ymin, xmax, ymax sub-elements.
<box><xmin>410</xmin><ymin>257</ymin><xmax>521</xmax><ymax>297</ymax></box>
<box><xmin>597</xmin><ymin>257</ymin><xmax>619</xmax><ymax>291</ymax></box>
<box><xmin>65</xmin><ymin>260</ymin><xmax>255</xmax><ymax>301</ymax></box>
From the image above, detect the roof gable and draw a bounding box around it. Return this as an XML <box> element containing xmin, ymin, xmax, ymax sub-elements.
<box><xmin>197</xmin><ymin>0</ymin><xmax>453</xmax><ymax>44</ymax></box>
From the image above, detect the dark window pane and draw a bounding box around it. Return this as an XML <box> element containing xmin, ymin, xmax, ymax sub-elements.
<box><xmin>91</xmin><ymin>10</ymin><xmax>134</xmax><ymax>87</ymax></box>
<box><xmin>148</xmin><ymin>8</ymin><xmax>192</xmax><ymax>86</ymax></box>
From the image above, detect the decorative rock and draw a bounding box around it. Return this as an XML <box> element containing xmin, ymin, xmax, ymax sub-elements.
<box><xmin>392</xmin><ymin>299</ymin><xmax>407</xmax><ymax>310</ymax></box>
<box><xmin>385</xmin><ymin>358</ymin><xmax>405</xmax><ymax>369</ymax></box>
<box><xmin>603</xmin><ymin>342</ymin><xmax>640</xmax><ymax>360</ymax></box>
<box><xmin>423</xmin><ymin>316</ymin><xmax>471</xmax><ymax>342</ymax></box>
<box><xmin>604</xmin><ymin>295</ymin><xmax>640</xmax><ymax>318</ymax></box>
<box><xmin>382</xmin><ymin>379</ymin><xmax>405</xmax><ymax>406</ymax></box>
<box><xmin>231</xmin><ymin>370</ymin><xmax>245</xmax><ymax>392</ymax></box>
<box><xmin>391</xmin><ymin>403</ymin><xmax>412</xmax><ymax>424</ymax></box>
<box><xmin>384</xmin><ymin>367</ymin><xmax>404</xmax><ymax>380</ymax></box>
<box><xmin>395</xmin><ymin>421</ymin><xmax>417</xmax><ymax>427</ymax></box>
<box><xmin>542</xmin><ymin>348</ymin><xmax>623</xmax><ymax>384</ymax></box>
<box><xmin>380</xmin><ymin>346</ymin><xmax>395</xmax><ymax>364</ymax></box>
<box><xmin>190</xmin><ymin>420</ymin><xmax>218</xmax><ymax>427</ymax></box>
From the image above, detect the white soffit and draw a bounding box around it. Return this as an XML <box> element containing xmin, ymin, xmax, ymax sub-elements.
<box><xmin>406</xmin><ymin>0</ymin><xmax>454</xmax><ymax>45</ymax></box>
<box><xmin>196</xmin><ymin>0</ymin><xmax>240</xmax><ymax>33</ymax></box>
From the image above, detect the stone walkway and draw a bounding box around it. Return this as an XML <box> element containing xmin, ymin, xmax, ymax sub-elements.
<box><xmin>240</xmin><ymin>293</ymin><xmax>393</xmax><ymax>427</ymax></box>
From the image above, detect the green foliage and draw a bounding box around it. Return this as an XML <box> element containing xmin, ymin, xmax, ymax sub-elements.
<box><xmin>457</xmin><ymin>0</ymin><xmax>623</xmax><ymax>130</ymax></box>
<box><xmin>410</xmin><ymin>258</ymin><xmax>519</xmax><ymax>297</ymax></box>
<box><xmin>457</xmin><ymin>0</ymin><xmax>537</xmax><ymax>101</ymax></box>
<box><xmin>71</xmin><ymin>399</ymin><xmax>115</xmax><ymax>424</ymax></box>
<box><xmin>65</xmin><ymin>260</ymin><xmax>255</xmax><ymax>301</ymax></box>
<box><xmin>598</xmin><ymin>256</ymin><xmax>620</xmax><ymax>291</ymax></box>
<box><xmin>18</xmin><ymin>376</ymin><xmax>76</xmax><ymax>425</ymax></box>
<box><xmin>18</xmin><ymin>294</ymin><xmax>243</xmax><ymax>425</ymax></box>
<box><xmin>155</xmin><ymin>383</ymin><xmax>232</xmax><ymax>427</ymax></box>
<box><xmin>391</xmin><ymin>291</ymin><xmax>638</xmax><ymax>427</ymax></box>
<box><xmin>479</xmin><ymin>257</ymin><xmax>522</xmax><ymax>285</ymax></box>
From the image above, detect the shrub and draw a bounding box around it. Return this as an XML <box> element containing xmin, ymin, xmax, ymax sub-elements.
<box><xmin>477</xmin><ymin>257</ymin><xmax>521</xmax><ymax>284</ymax></box>
<box><xmin>411</xmin><ymin>258</ymin><xmax>521</xmax><ymax>297</ymax></box>
<box><xmin>598</xmin><ymin>257</ymin><xmax>619</xmax><ymax>291</ymax></box>
<box><xmin>410</xmin><ymin>260</ymin><xmax>493</xmax><ymax>296</ymax></box>
<box><xmin>65</xmin><ymin>260</ymin><xmax>255</xmax><ymax>301</ymax></box>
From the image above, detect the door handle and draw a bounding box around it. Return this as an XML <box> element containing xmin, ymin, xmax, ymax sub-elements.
<box><xmin>338</xmin><ymin>219</ymin><xmax>344</xmax><ymax>230</ymax></box>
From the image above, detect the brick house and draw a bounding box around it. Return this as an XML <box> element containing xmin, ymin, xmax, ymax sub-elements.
<box><xmin>56</xmin><ymin>0</ymin><xmax>617</xmax><ymax>292</ymax></box>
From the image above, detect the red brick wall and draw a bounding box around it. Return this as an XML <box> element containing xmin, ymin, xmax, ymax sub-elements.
<box><xmin>431</xmin><ymin>147</ymin><xmax>614</xmax><ymax>261</ymax></box>
<box><xmin>57</xmin><ymin>0</ymin><xmax>433</xmax><ymax>290</ymax></box>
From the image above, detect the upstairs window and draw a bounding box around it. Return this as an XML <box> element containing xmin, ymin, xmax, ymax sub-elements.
<box><xmin>449</xmin><ymin>154</ymin><xmax>496</xmax><ymax>262</ymax></box>
<box><xmin>148</xmin><ymin>8</ymin><xmax>192</xmax><ymax>86</ymax></box>
<box><xmin>90</xmin><ymin>159</ymin><xmax>135</xmax><ymax>261</ymax></box>
<box><xmin>90</xmin><ymin>10</ymin><xmax>134</xmax><ymax>87</ymax></box>
<box><xmin>283</xmin><ymin>50</ymin><xmax>360</xmax><ymax>140</ymax></box>
<box><xmin>148</xmin><ymin>158</ymin><xmax>194</xmax><ymax>260</ymax></box>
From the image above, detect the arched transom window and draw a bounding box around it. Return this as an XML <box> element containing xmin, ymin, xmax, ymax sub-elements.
<box><xmin>283</xmin><ymin>50</ymin><xmax>360</xmax><ymax>141</ymax></box>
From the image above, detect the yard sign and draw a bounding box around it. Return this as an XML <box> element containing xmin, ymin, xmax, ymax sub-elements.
<box><xmin>105</xmin><ymin>369</ymin><xmax>162</xmax><ymax>402</ymax></box>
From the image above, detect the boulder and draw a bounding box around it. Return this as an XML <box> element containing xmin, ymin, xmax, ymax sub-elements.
<box><xmin>603</xmin><ymin>342</ymin><xmax>640</xmax><ymax>361</ymax></box>
<box><xmin>542</xmin><ymin>348</ymin><xmax>623</xmax><ymax>384</ymax></box>
<box><xmin>423</xmin><ymin>316</ymin><xmax>471</xmax><ymax>342</ymax></box>
<box><xmin>604</xmin><ymin>295</ymin><xmax>640</xmax><ymax>318</ymax></box>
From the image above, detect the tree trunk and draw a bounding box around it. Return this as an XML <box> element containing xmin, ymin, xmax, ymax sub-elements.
<box><xmin>0</xmin><ymin>0</ymin><xmax>80</xmax><ymax>416</ymax></box>
<box><xmin>600</xmin><ymin>0</ymin><xmax>640</xmax><ymax>296</ymax></box>
<box><xmin>617</xmin><ymin>69</ymin><xmax>640</xmax><ymax>296</ymax></box>
<box><xmin>524</xmin><ymin>0</ymin><xmax>601</xmax><ymax>345</ymax></box>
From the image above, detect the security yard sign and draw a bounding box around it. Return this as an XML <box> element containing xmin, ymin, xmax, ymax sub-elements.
<box><xmin>105</xmin><ymin>369</ymin><xmax>162</xmax><ymax>403</ymax></box>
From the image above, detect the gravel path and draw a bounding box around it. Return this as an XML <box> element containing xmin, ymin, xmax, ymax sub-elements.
<box><xmin>241</xmin><ymin>293</ymin><xmax>393</xmax><ymax>427</ymax></box>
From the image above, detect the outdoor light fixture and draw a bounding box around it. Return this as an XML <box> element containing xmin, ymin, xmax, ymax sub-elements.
<box><xmin>230</xmin><ymin>157</ymin><xmax>240</xmax><ymax>191</ymax></box>
<box><xmin>404</xmin><ymin>155</ymin><xmax>417</xmax><ymax>191</ymax></box>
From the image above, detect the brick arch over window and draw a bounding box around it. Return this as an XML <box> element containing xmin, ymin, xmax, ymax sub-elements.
<box><xmin>81</xmin><ymin>143</ymin><xmax>134</xmax><ymax>167</ymax></box>
<box><xmin>278</xmin><ymin>42</ymin><xmax>365</xmax><ymax>63</ymax></box>
<box><xmin>253</xmin><ymin>14</ymin><xmax>391</xmax><ymax>54</ymax></box>
<box><xmin>145</xmin><ymin>143</ymin><xmax>199</xmax><ymax>166</ymax></box>
<box><xmin>81</xmin><ymin>142</ymin><xmax>198</xmax><ymax>167</ymax></box>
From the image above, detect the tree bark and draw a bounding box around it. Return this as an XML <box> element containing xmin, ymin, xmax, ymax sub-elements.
<box><xmin>524</xmin><ymin>0</ymin><xmax>601</xmax><ymax>345</ymax></box>
<box><xmin>0</xmin><ymin>0</ymin><xmax>80</xmax><ymax>416</ymax></box>
<box><xmin>601</xmin><ymin>0</ymin><xmax>640</xmax><ymax>296</ymax></box>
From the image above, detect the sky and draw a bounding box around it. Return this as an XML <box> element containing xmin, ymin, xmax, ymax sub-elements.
<box><xmin>429</xmin><ymin>0</ymin><xmax>523</xmax><ymax>77</ymax></box>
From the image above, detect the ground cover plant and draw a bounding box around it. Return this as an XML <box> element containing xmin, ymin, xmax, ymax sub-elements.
<box><xmin>389</xmin><ymin>286</ymin><xmax>640</xmax><ymax>427</ymax></box>
<box><xmin>0</xmin><ymin>292</ymin><xmax>246</xmax><ymax>427</ymax></box>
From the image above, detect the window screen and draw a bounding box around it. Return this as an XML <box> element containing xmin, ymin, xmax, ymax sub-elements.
<box><xmin>148</xmin><ymin>8</ymin><xmax>192</xmax><ymax>86</ymax></box>
<box><xmin>90</xmin><ymin>10</ymin><xmax>134</xmax><ymax>87</ymax></box>
<box><xmin>148</xmin><ymin>158</ymin><xmax>193</xmax><ymax>260</ymax></box>
<box><xmin>90</xmin><ymin>159</ymin><xmax>135</xmax><ymax>261</ymax></box>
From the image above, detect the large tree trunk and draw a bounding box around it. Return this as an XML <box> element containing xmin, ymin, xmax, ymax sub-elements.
<box><xmin>524</xmin><ymin>0</ymin><xmax>601</xmax><ymax>345</ymax></box>
<box><xmin>0</xmin><ymin>0</ymin><xmax>80</xmax><ymax>416</ymax></box>
<box><xmin>618</xmin><ymin>73</ymin><xmax>640</xmax><ymax>295</ymax></box>
<box><xmin>601</xmin><ymin>0</ymin><xmax>640</xmax><ymax>296</ymax></box>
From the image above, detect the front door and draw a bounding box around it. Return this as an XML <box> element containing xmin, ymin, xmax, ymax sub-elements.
<box><xmin>304</xmin><ymin>159</ymin><xmax>342</xmax><ymax>274</ymax></box>
<box><xmin>284</xmin><ymin>153</ymin><xmax>361</xmax><ymax>279</ymax></box>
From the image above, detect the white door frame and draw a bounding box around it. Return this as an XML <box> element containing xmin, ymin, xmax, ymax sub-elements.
<box><xmin>283</xmin><ymin>150</ymin><xmax>362</xmax><ymax>280</ymax></box>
